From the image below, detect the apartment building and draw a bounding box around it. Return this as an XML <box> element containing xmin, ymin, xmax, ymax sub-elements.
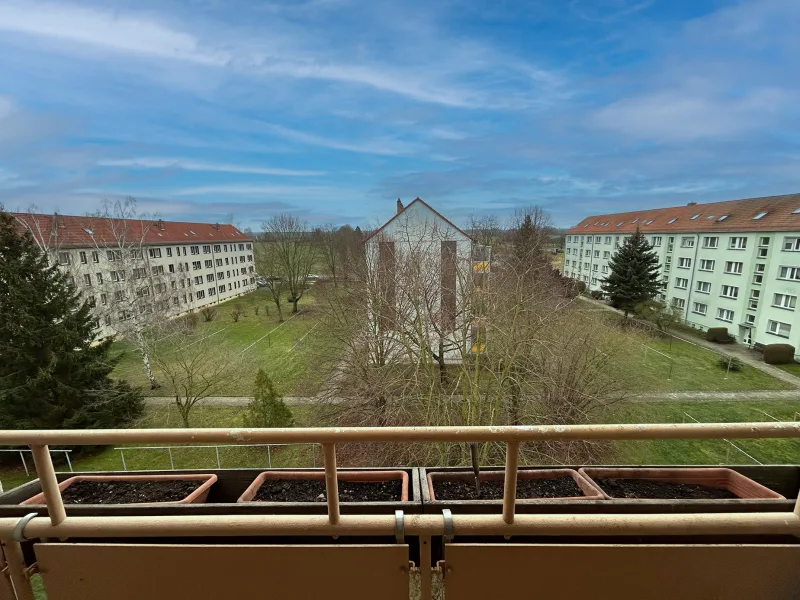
<box><xmin>564</xmin><ymin>193</ymin><xmax>800</xmax><ymax>349</ymax></box>
<box><xmin>13</xmin><ymin>212</ymin><xmax>257</xmax><ymax>339</ymax></box>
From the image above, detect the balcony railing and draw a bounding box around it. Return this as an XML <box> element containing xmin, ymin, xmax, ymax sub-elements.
<box><xmin>1</xmin><ymin>422</ymin><xmax>799</xmax><ymax>600</ymax></box>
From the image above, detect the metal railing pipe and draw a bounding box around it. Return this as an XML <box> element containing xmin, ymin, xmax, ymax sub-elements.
<box><xmin>30</xmin><ymin>444</ymin><xmax>66</xmax><ymax>525</ymax></box>
<box><xmin>322</xmin><ymin>444</ymin><xmax>340</xmax><ymax>524</ymax></box>
<box><xmin>0</xmin><ymin>421</ymin><xmax>799</xmax><ymax>445</ymax></box>
<box><xmin>502</xmin><ymin>441</ymin><xmax>519</xmax><ymax>524</ymax></box>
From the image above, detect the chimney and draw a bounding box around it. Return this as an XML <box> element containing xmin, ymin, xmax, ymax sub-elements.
<box><xmin>396</xmin><ymin>198</ymin><xmax>404</xmax><ymax>214</ymax></box>
<box><xmin>215</xmin><ymin>223</ymin><xmax>220</xmax><ymax>231</ymax></box>
<box><xmin>687</xmin><ymin>202</ymin><xmax>697</xmax><ymax>206</ymax></box>
<box><xmin>157</xmin><ymin>219</ymin><xmax>165</xmax><ymax>230</ymax></box>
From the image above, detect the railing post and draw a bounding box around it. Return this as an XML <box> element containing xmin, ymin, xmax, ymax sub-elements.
<box><xmin>502</xmin><ymin>441</ymin><xmax>519</xmax><ymax>524</ymax></box>
<box><xmin>267</xmin><ymin>445</ymin><xmax>272</xmax><ymax>468</ymax></box>
<box><xmin>167</xmin><ymin>448</ymin><xmax>174</xmax><ymax>470</ymax></box>
<box><xmin>419</xmin><ymin>535</ymin><xmax>432</xmax><ymax>600</ymax></box>
<box><xmin>322</xmin><ymin>443</ymin><xmax>340</xmax><ymax>524</ymax></box>
<box><xmin>215</xmin><ymin>446</ymin><xmax>221</xmax><ymax>469</ymax></box>
<box><xmin>120</xmin><ymin>450</ymin><xmax>127</xmax><ymax>471</ymax></box>
<box><xmin>64</xmin><ymin>450</ymin><xmax>73</xmax><ymax>473</ymax></box>
<box><xmin>30</xmin><ymin>444</ymin><xmax>66</xmax><ymax>526</ymax></box>
<box><xmin>0</xmin><ymin>542</ymin><xmax>18</xmax><ymax>600</ymax></box>
<box><xmin>18</xmin><ymin>451</ymin><xmax>28</xmax><ymax>477</ymax></box>
<box><xmin>3</xmin><ymin>542</ymin><xmax>34</xmax><ymax>600</ymax></box>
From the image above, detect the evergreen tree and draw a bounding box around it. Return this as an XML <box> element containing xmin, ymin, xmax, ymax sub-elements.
<box><xmin>243</xmin><ymin>369</ymin><xmax>294</xmax><ymax>429</ymax></box>
<box><xmin>0</xmin><ymin>211</ymin><xmax>143</xmax><ymax>429</ymax></box>
<box><xmin>601</xmin><ymin>227</ymin><xmax>664</xmax><ymax>316</ymax></box>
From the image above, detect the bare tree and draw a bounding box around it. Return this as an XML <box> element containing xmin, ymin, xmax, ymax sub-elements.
<box><xmin>152</xmin><ymin>327</ymin><xmax>236</xmax><ymax>427</ymax></box>
<box><xmin>253</xmin><ymin>241</ymin><xmax>286</xmax><ymax>321</ymax></box>
<box><xmin>200</xmin><ymin>306</ymin><xmax>217</xmax><ymax>322</ymax></box>
<box><xmin>261</xmin><ymin>214</ymin><xmax>317</xmax><ymax>314</ymax></box>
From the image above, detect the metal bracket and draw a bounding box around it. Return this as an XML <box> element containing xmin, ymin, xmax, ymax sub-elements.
<box><xmin>13</xmin><ymin>513</ymin><xmax>38</xmax><ymax>543</ymax></box>
<box><xmin>394</xmin><ymin>510</ymin><xmax>405</xmax><ymax>544</ymax></box>
<box><xmin>23</xmin><ymin>563</ymin><xmax>39</xmax><ymax>580</ymax></box>
<box><xmin>442</xmin><ymin>509</ymin><xmax>454</xmax><ymax>542</ymax></box>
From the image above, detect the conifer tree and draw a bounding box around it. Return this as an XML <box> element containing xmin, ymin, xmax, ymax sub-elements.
<box><xmin>0</xmin><ymin>211</ymin><xmax>143</xmax><ymax>429</ymax></box>
<box><xmin>601</xmin><ymin>227</ymin><xmax>663</xmax><ymax>316</ymax></box>
<box><xmin>243</xmin><ymin>369</ymin><xmax>294</xmax><ymax>429</ymax></box>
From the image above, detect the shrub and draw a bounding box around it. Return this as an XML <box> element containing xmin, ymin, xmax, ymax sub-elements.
<box><xmin>763</xmin><ymin>343</ymin><xmax>796</xmax><ymax>365</ymax></box>
<box><xmin>231</xmin><ymin>304</ymin><xmax>244</xmax><ymax>322</ymax></box>
<box><xmin>243</xmin><ymin>369</ymin><xmax>294</xmax><ymax>429</ymax></box>
<box><xmin>706</xmin><ymin>327</ymin><xmax>730</xmax><ymax>343</ymax></box>
<box><xmin>181</xmin><ymin>312</ymin><xmax>199</xmax><ymax>330</ymax></box>
<box><xmin>589</xmin><ymin>290</ymin><xmax>604</xmax><ymax>300</ymax></box>
<box><xmin>717</xmin><ymin>356</ymin><xmax>743</xmax><ymax>372</ymax></box>
<box><xmin>200</xmin><ymin>306</ymin><xmax>217</xmax><ymax>322</ymax></box>
<box><xmin>254</xmin><ymin>306</ymin><xmax>260</xmax><ymax>315</ymax></box>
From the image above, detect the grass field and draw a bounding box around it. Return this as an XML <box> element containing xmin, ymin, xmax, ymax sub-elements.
<box><xmin>775</xmin><ymin>362</ymin><xmax>800</xmax><ymax>378</ymax></box>
<box><xmin>0</xmin><ymin>404</ymin><xmax>316</xmax><ymax>492</ymax></box>
<box><xmin>623</xmin><ymin>335</ymin><xmax>792</xmax><ymax>392</ymax></box>
<box><xmin>607</xmin><ymin>399</ymin><xmax>800</xmax><ymax>465</ymax></box>
<box><xmin>111</xmin><ymin>289</ymin><xmax>335</xmax><ymax>397</ymax></box>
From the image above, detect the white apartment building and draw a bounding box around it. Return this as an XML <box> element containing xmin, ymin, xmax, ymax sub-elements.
<box><xmin>13</xmin><ymin>212</ymin><xmax>257</xmax><ymax>339</ymax></box>
<box><xmin>364</xmin><ymin>198</ymin><xmax>489</xmax><ymax>361</ymax></box>
<box><xmin>564</xmin><ymin>193</ymin><xmax>800</xmax><ymax>349</ymax></box>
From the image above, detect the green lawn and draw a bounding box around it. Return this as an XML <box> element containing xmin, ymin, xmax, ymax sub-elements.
<box><xmin>606</xmin><ymin>399</ymin><xmax>800</xmax><ymax>465</ymax></box>
<box><xmin>775</xmin><ymin>362</ymin><xmax>800</xmax><ymax>378</ymax></box>
<box><xmin>111</xmin><ymin>289</ymin><xmax>336</xmax><ymax>397</ymax></box>
<box><xmin>628</xmin><ymin>337</ymin><xmax>792</xmax><ymax>392</ymax></box>
<box><xmin>0</xmin><ymin>405</ymin><xmax>316</xmax><ymax>492</ymax></box>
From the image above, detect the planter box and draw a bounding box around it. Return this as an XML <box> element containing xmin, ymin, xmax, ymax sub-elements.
<box><xmin>0</xmin><ymin>469</ymin><xmax>422</xmax><ymax>517</ymax></box>
<box><xmin>579</xmin><ymin>467</ymin><xmax>785</xmax><ymax>500</ymax></box>
<box><xmin>420</xmin><ymin>466</ymin><xmax>796</xmax><ymax>515</ymax></box>
<box><xmin>20</xmin><ymin>474</ymin><xmax>218</xmax><ymax>506</ymax></box>
<box><xmin>427</xmin><ymin>468</ymin><xmax>602</xmax><ymax>502</ymax></box>
<box><xmin>238</xmin><ymin>470</ymin><xmax>409</xmax><ymax>503</ymax></box>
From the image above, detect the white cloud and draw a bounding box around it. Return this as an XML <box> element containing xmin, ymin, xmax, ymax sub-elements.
<box><xmin>0</xmin><ymin>1</ymin><xmax>227</xmax><ymax>65</ymax></box>
<box><xmin>97</xmin><ymin>157</ymin><xmax>325</xmax><ymax>176</ymax></box>
<box><xmin>590</xmin><ymin>88</ymin><xmax>788</xmax><ymax>141</ymax></box>
<box><xmin>265</xmin><ymin>124</ymin><xmax>421</xmax><ymax>156</ymax></box>
<box><xmin>170</xmin><ymin>183</ymin><xmax>352</xmax><ymax>197</ymax></box>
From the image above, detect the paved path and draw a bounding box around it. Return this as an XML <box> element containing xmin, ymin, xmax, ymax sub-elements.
<box><xmin>578</xmin><ymin>296</ymin><xmax>800</xmax><ymax>388</ymax></box>
<box><xmin>145</xmin><ymin>396</ymin><xmax>322</xmax><ymax>406</ymax></box>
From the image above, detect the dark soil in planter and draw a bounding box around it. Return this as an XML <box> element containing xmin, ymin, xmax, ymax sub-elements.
<box><xmin>434</xmin><ymin>477</ymin><xmax>583</xmax><ymax>500</ymax></box>
<box><xmin>60</xmin><ymin>480</ymin><xmax>200</xmax><ymax>504</ymax></box>
<box><xmin>596</xmin><ymin>478</ymin><xmax>738</xmax><ymax>500</ymax></box>
<box><xmin>254</xmin><ymin>479</ymin><xmax>402</xmax><ymax>502</ymax></box>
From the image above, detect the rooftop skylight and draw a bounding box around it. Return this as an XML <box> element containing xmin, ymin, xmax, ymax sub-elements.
<box><xmin>793</xmin><ymin>208</ymin><xmax>800</xmax><ymax>214</ymax></box>
<box><xmin>82</xmin><ymin>228</ymin><xmax>94</xmax><ymax>235</ymax></box>
<box><xmin>717</xmin><ymin>215</ymin><xmax>729</xmax><ymax>222</ymax></box>
<box><xmin>632</xmin><ymin>218</ymin><xmax>639</xmax><ymax>224</ymax></box>
<box><xmin>753</xmin><ymin>211</ymin><xmax>768</xmax><ymax>220</ymax></box>
<box><xmin>690</xmin><ymin>214</ymin><xmax>700</xmax><ymax>220</ymax></box>
<box><xmin>617</xmin><ymin>221</ymin><xmax>624</xmax><ymax>227</ymax></box>
<box><xmin>667</xmin><ymin>218</ymin><xmax>678</xmax><ymax>224</ymax></box>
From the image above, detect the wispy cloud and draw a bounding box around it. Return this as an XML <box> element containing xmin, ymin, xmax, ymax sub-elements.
<box><xmin>265</xmin><ymin>124</ymin><xmax>421</xmax><ymax>156</ymax></box>
<box><xmin>97</xmin><ymin>157</ymin><xmax>325</xmax><ymax>176</ymax></box>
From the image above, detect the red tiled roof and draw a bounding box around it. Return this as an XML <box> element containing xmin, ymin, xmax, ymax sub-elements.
<box><xmin>567</xmin><ymin>193</ymin><xmax>800</xmax><ymax>235</ymax></box>
<box><xmin>364</xmin><ymin>197</ymin><xmax>475</xmax><ymax>242</ymax></box>
<box><xmin>10</xmin><ymin>212</ymin><xmax>252</xmax><ymax>248</ymax></box>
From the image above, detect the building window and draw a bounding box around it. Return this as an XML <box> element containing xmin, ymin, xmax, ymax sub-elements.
<box><xmin>202</xmin><ymin>245</ymin><xmax>211</xmax><ymax>254</ymax></box>
<box><xmin>724</xmin><ymin>261</ymin><xmax>743</xmax><ymax>274</ymax></box>
<box><xmin>100</xmin><ymin>293</ymin><xmax>107</xmax><ymax>305</ymax></box>
<box><xmin>204</xmin><ymin>259</ymin><xmax>212</xmax><ymax>268</ymax></box>
<box><xmin>208</xmin><ymin>287</ymin><xmax>216</xmax><ymax>296</ymax></box>
<box><xmin>92</xmin><ymin>251</ymin><xmax>99</xmax><ymax>263</ymax></box>
<box><xmin>783</xmin><ymin>237</ymin><xmax>800</xmax><ymax>252</ymax></box>
<box><xmin>696</xmin><ymin>281</ymin><xmax>711</xmax><ymax>294</ymax></box>
<box><xmin>584</xmin><ymin>262</ymin><xmax>590</xmax><ymax>269</ymax></box>
<box><xmin>773</xmin><ymin>293</ymin><xmax>797</xmax><ymax>310</ymax></box>
<box><xmin>602</xmin><ymin>265</ymin><xmax>608</xmax><ymax>274</ymax></box>
<box><xmin>196</xmin><ymin>290</ymin><xmax>206</xmax><ymax>300</ymax></box>
<box><xmin>745</xmin><ymin>313</ymin><xmax>756</xmax><ymax>325</ymax></box>
<box><xmin>218</xmin><ymin>285</ymin><xmax>225</xmax><ymax>293</ymax></box>
<box><xmin>680</xmin><ymin>237</ymin><xmax>694</xmax><ymax>248</ymax></box>
<box><xmin>168</xmin><ymin>264</ymin><xmax>175</xmax><ymax>273</ymax></box>
<box><xmin>716</xmin><ymin>308</ymin><xmax>734</xmax><ymax>322</ymax></box>
<box><xmin>672</xmin><ymin>298</ymin><xmax>686</xmax><ymax>309</ymax></box>
<box><xmin>602</xmin><ymin>251</ymin><xmax>610</xmax><ymax>259</ymax></box>
<box><xmin>190</xmin><ymin>246</ymin><xmax>199</xmax><ymax>255</ymax></box>
<box><xmin>104</xmin><ymin>315</ymin><xmax>112</xmax><ymax>326</ymax></box>
<box><xmin>152</xmin><ymin>265</ymin><xmax>164</xmax><ymax>276</ymax></box>
<box><xmin>604</xmin><ymin>236</ymin><xmax>611</xmax><ymax>244</ymax></box>
<box><xmin>594</xmin><ymin>250</ymin><xmax>599</xmax><ymax>258</ymax></box>
<box><xmin>778</xmin><ymin>266</ymin><xmax>800</xmax><ymax>281</ymax></box>
<box><xmin>729</xmin><ymin>237</ymin><xmax>747</xmax><ymax>250</ymax></box>
<box><xmin>79</xmin><ymin>251</ymin><xmax>87</xmax><ymax>264</ymax></box>
<box><xmin>114</xmin><ymin>290</ymin><xmax>126</xmax><ymax>301</ymax></box>
<box><xmin>194</xmin><ymin>276</ymin><xmax>203</xmax><ymax>285</ymax></box>
<box><xmin>758</xmin><ymin>247</ymin><xmax>768</xmax><ymax>259</ymax></box>
<box><xmin>96</xmin><ymin>273</ymin><xmax>103</xmax><ymax>284</ymax></box>
<box><xmin>83</xmin><ymin>274</ymin><xmax>92</xmax><ymax>286</ymax></box>
<box><xmin>192</xmin><ymin>261</ymin><xmax>201</xmax><ymax>270</ymax></box>
<box><xmin>110</xmin><ymin>270</ymin><xmax>125</xmax><ymax>282</ymax></box>
<box><xmin>702</xmin><ymin>236</ymin><xmax>719</xmax><ymax>249</ymax></box>
<box><xmin>166</xmin><ymin>247</ymin><xmax>173</xmax><ymax>257</ymax></box>
<box><xmin>720</xmin><ymin>285</ymin><xmax>739</xmax><ymax>299</ymax></box>
<box><xmin>214</xmin><ymin>245</ymin><xmax>221</xmax><ymax>252</ymax></box>
<box><xmin>699</xmin><ymin>259</ymin><xmax>714</xmax><ymax>271</ymax></box>
<box><xmin>58</xmin><ymin>252</ymin><xmax>71</xmax><ymax>265</ymax></box>
<box><xmin>692</xmin><ymin>302</ymin><xmax>707</xmax><ymax>315</ymax></box>
<box><xmin>652</xmin><ymin>236</ymin><xmax>662</xmax><ymax>247</ymax></box>
<box><xmin>678</xmin><ymin>257</ymin><xmax>692</xmax><ymax>269</ymax></box>
<box><xmin>674</xmin><ymin>278</ymin><xmax>688</xmax><ymax>289</ymax></box>
<box><xmin>148</xmin><ymin>248</ymin><xmax>162</xmax><ymax>259</ymax></box>
<box><xmin>107</xmin><ymin>250</ymin><xmax>121</xmax><ymax>261</ymax></box>
<box><xmin>767</xmin><ymin>320</ymin><xmax>792</xmax><ymax>338</ymax></box>
<box><xmin>206</xmin><ymin>274</ymin><xmax>215</xmax><ymax>282</ymax></box>
<box><xmin>239</xmin><ymin>243</ymin><xmax>246</xmax><ymax>251</ymax></box>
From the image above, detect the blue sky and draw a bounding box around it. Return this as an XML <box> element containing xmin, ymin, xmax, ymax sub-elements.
<box><xmin>0</xmin><ymin>0</ymin><xmax>798</xmax><ymax>231</ymax></box>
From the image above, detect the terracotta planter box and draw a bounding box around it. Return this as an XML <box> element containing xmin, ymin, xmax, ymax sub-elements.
<box><xmin>579</xmin><ymin>467</ymin><xmax>784</xmax><ymax>500</ymax></box>
<box><xmin>427</xmin><ymin>468</ymin><xmax>603</xmax><ymax>501</ymax></box>
<box><xmin>238</xmin><ymin>470</ymin><xmax>409</xmax><ymax>503</ymax></box>
<box><xmin>20</xmin><ymin>474</ymin><xmax>218</xmax><ymax>506</ymax></box>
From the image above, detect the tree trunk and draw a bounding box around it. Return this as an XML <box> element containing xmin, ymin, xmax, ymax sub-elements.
<box><xmin>275</xmin><ymin>301</ymin><xmax>283</xmax><ymax>322</ymax></box>
<box><xmin>134</xmin><ymin>326</ymin><xmax>158</xmax><ymax>389</ymax></box>
<box><xmin>176</xmin><ymin>397</ymin><xmax>190</xmax><ymax>427</ymax></box>
<box><xmin>437</xmin><ymin>340</ymin><xmax>448</xmax><ymax>384</ymax></box>
<box><xmin>292</xmin><ymin>298</ymin><xmax>299</xmax><ymax>313</ymax></box>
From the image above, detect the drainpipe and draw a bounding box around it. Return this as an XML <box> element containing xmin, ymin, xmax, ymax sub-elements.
<box><xmin>683</xmin><ymin>233</ymin><xmax>701</xmax><ymax>323</ymax></box>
